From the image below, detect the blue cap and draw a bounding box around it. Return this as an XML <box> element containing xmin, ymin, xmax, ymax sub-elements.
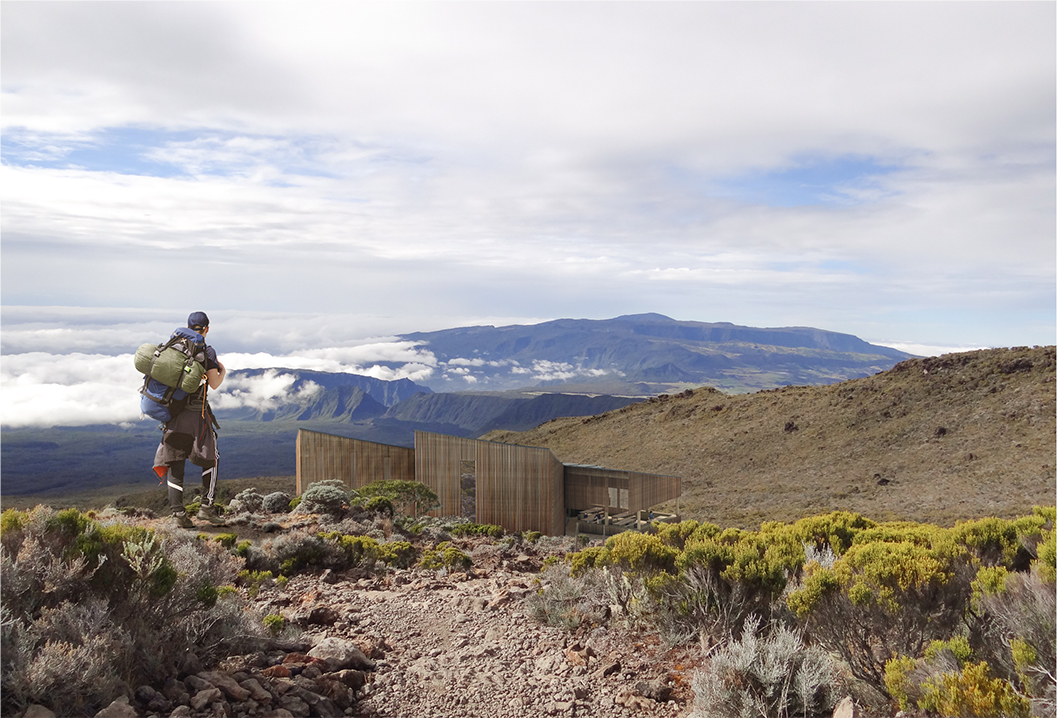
<box><xmin>187</xmin><ymin>311</ymin><xmax>210</xmax><ymax>330</ymax></box>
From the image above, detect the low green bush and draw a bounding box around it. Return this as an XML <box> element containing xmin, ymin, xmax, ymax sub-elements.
<box><xmin>213</xmin><ymin>533</ymin><xmax>239</xmax><ymax>549</ymax></box>
<box><xmin>378</xmin><ymin>540</ymin><xmax>416</xmax><ymax>568</ymax></box>
<box><xmin>448</xmin><ymin>522</ymin><xmax>505</xmax><ymax>539</ymax></box>
<box><xmin>569</xmin><ymin>546</ymin><xmax>607</xmax><ymax>576</ymax></box>
<box><xmin>419</xmin><ymin>542</ymin><xmax>472</xmax><ymax>571</ymax></box>
<box><xmin>263</xmin><ymin>613</ymin><xmax>286</xmax><ymax>635</ymax></box>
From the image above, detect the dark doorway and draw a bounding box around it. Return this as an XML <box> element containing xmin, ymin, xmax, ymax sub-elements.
<box><xmin>459</xmin><ymin>460</ymin><xmax>476</xmax><ymax>520</ymax></box>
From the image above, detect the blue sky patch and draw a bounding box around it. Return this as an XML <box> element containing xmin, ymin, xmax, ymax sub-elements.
<box><xmin>712</xmin><ymin>155</ymin><xmax>903</xmax><ymax>208</ymax></box>
<box><xmin>2</xmin><ymin>127</ymin><xmax>201</xmax><ymax>177</ymax></box>
<box><xmin>1</xmin><ymin>126</ymin><xmax>343</xmax><ymax>181</ymax></box>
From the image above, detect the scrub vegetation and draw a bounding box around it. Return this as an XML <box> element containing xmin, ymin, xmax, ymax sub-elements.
<box><xmin>532</xmin><ymin>508</ymin><xmax>1055</xmax><ymax>717</ymax></box>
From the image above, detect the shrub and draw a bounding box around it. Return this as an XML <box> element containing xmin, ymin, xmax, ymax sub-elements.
<box><xmin>690</xmin><ymin>615</ymin><xmax>841</xmax><ymax>718</ymax></box>
<box><xmin>295</xmin><ymin>480</ymin><xmax>349</xmax><ymax>515</ymax></box>
<box><xmin>228</xmin><ymin>487</ymin><xmax>264</xmax><ymax>514</ymax></box>
<box><xmin>655</xmin><ymin>520</ymin><xmax>705</xmax><ymax>550</ymax></box>
<box><xmin>324</xmin><ymin>533</ymin><xmax>380</xmax><ymax>569</ymax></box>
<box><xmin>448</xmin><ymin>522</ymin><xmax>505</xmax><ymax>539</ymax></box>
<box><xmin>262</xmin><ymin>491</ymin><xmax>292</xmax><ymax>514</ymax></box>
<box><xmin>378</xmin><ymin>540</ymin><xmax>416</xmax><ymax>568</ymax></box>
<box><xmin>263</xmin><ymin>613</ymin><xmax>286</xmax><ymax>635</ymax></box>
<box><xmin>788</xmin><ymin>511</ymin><xmax>875</xmax><ymax>555</ymax></box>
<box><xmin>656</xmin><ymin>526</ymin><xmax>802</xmax><ymax>644</ymax></box>
<box><xmin>952</xmin><ymin>517</ymin><xmax>1034</xmax><ymax>569</ymax></box>
<box><xmin>213</xmin><ymin>533</ymin><xmax>239</xmax><ymax>550</ymax></box>
<box><xmin>526</xmin><ymin>563</ymin><xmax>612</xmax><ymax>631</ymax></box>
<box><xmin>419</xmin><ymin>542</ymin><xmax>472</xmax><ymax>571</ymax></box>
<box><xmin>251</xmin><ymin>530</ymin><xmax>341</xmax><ymax>576</ymax></box>
<box><xmin>787</xmin><ymin>531</ymin><xmax>974</xmax><ymax>695</ymax></box>
<box><xmin>569</xmin><ymin>546</ymin><xmax>608</xmax><ymax>577</ymax></box>
<box><xmin>974</xmin><ymin>565</ymin><xmax>1056</xmax><ymax>714</ymax></box>
<box><xmin>354</xmin><ymin>479</ymin><xmax>440</xmax><ymax>517</ymax></box>
<box><xmin>363</xmin><ymin>496</ymin><xmax>395</xmax><ymax>517</ymax></box>
<box><xmin>1036</xmin><ymin>528</ymin><xmax>1056</xmax><ymax>583</ymax></box>
<box><xmin>604</xmin><ymin>531</ymin><xmax>678</xmax><ymax>575</ymax></box>
<box><xmin>237</xmin><ymin>570</ymin><xmax>275</xmax><ymax>598</ymax></box>
<box><xmin>918</xmin><ymin>662</ymin><xmax>1031</xmax><ymax>717</ymax></box>
<box><xmin>0</xmin><ymin>507</ymin><xmax>264</xmax><ymax>716</ymax></box>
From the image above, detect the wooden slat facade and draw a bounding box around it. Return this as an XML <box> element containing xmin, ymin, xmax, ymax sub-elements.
<box><xmin>295</xmin><ymin>429</ymin><xmax>679</xmax><ymax>536</ymax></box>
<box><xmin>413</xmin><ymin>431</ymin><xmax>566</xmax><ymax>536</ymax></box>
<box><xmin>296</xmin><ymin>429</ymin><xmax>415</xmax><ymax>495</ymax></box>
<box><xmin>564</xmin><ymin>465</ymin><xmax>681</xmax><ymax>514</ymax></box>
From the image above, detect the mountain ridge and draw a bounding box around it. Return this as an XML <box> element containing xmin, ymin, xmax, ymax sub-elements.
<box><xmin>398</xmin><ymin>314</ymin><xmax>912</xmax><ymax>393</ymax></box>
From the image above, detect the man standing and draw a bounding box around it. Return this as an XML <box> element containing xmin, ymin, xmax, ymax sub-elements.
<box><xmin>154</xmin><ymin>311</ymin><xmax>227</xmax><ymax>528</ymax></box>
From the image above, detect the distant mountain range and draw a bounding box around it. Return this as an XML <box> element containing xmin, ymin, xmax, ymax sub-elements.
<box><xmin>398</xmin><ymin>313</ymin><xmax>913</xmax><ymax>393</ymax></box>
<box><xmin>2</xmin><ymin>314</ymin><xmax>918</xmax><ymax>498</ymax></box>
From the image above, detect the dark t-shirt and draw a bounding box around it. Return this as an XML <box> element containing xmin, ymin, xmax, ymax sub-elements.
<box><xmin>204</xmin><ymin>345</ymin><xmax>220</xmax><ymax>372</ymax></box>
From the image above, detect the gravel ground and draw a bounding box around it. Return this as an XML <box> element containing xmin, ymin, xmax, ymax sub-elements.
<box><xmin>255</xmin><ymin>567</ymin><xmax>697</xmax><ymax>718</ymax></box>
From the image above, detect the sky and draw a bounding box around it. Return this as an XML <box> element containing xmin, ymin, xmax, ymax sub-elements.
<box><xmin>2</xmin><ymin>2</ymin><xmax>1055</xmax><ymax>428</ymax></box>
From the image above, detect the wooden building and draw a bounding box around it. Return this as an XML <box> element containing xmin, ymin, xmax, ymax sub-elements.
<box><xmin>296</xmin><ymin>428</ymin><xmax>681</xmax><ymax>536</ymax></box>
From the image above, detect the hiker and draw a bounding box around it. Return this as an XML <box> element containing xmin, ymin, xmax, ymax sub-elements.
<box><xmin>153</xmin><ymin>311</ymin><xmax>227</xmax><ymax>528</ymax></box>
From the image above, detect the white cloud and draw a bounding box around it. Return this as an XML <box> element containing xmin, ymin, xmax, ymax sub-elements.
<box><xmin>212</xmin><ymin>370</ymin><xmax>321</xmax><ymax>412</ymax></box>
<box><xmin>0</xmin><ymin>352</ymin><xmax>143</xmax><ymax>428</ymax></box>
<box><xmin>872</xmin><ymin>342</ymin><xmax>990</xmax><ymax>358</ymax></box>
<box><xmin>0</xmin><ymin>337</ymin><xmax>439</xmax><ymax>426</ymax></box>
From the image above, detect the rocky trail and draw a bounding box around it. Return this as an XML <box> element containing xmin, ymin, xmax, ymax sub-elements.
<box><xmin>27</xmin><ymin>527</ymin><xmax>697</xmax><ymax>718</ymax></box>
<box><xmin>256</xmin><ymin>566</ymin><xmax>695</xmax><ymax>718</ymax></box>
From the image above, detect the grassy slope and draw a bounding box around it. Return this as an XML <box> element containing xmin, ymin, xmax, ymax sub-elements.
<box><xmin>485</xmin><ymin>347</ymin><xmax>1057</xmax><ymax>528</ymax></box>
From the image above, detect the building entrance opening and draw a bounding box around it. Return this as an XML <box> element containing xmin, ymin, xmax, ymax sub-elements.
<box><xmin>459</xmin><ymin>460</ymin><xmax>476</xmax><ymax>520</ymax></box>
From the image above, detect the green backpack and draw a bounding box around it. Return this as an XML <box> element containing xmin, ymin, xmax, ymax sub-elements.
<box><xmin>134</xmin><ymin>327</ymin><xmax>207</xmax><ymax>395</ymax></box>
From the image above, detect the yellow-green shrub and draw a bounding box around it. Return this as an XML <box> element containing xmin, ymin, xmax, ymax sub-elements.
<box><xmin>788</xmin><ymin>510</ymin><xmax>875</xmax><ymax>554</ymax></box>
<box><xmin>604</xmin><ymin>531</ymin><xmax>678</xmax><ymax>575</ymax></box>
<box><xmin>884</xmin><ymin>655</ymin><xmax>918</xmax><ymax>712</ymax></box>
<box><xmin>569</xmin><ymin>546</ymin><xmax>607</xmax><ymax>577</ymax></box>
<box><xmin>378</xmin><ymin>540</ymin><xmax>416</xmax><ymax>568</ymax></box>
<box><xmin>419</xmin><ymin>542</ymin><xmax>472</xmax><ymax>571</ymax></box>
<box><xmin>213</xmin><ymin>533</ymin><xmax>238</xmax><ymax>549</ymax></box>
<box><xmin>654</xmin><ymin>520</ymin><xmax>702</xmax><ymax>550</ymax></box>
<box><xmin>1035</xmin><ymin>528</ymin><xmax>1055</xmax><ymax>582</ymax></box>
<box><xmin>919</xmin><ymin>662</ymin><xmax>1031</xmax><ymax>718</ymax></box>
<box><xmin>328</xmin><ymin>533</ymin><xmax>380</xmax><ymax>567</ymax></box>
<box><xmin>788</xmin><ymin>531</ymin><xmax>973</xmax><ymax>694</ymax></box>
<box><xmin>953</xmin><ymin>517</ymin><xmax>1029</xmax><ymax>568</ymax></box>
<box><xmin>449</xmin><ymin>523</ymin><xmax>505</xmax><ymax>539</ymax></box>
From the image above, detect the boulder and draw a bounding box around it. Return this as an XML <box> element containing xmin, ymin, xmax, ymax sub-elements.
<box><xmin>832</xmin><ymin>695</ymin><xmax>858</xmax><ymax>718</ymax></box>
<box><xmin>94</xmin><ymin>696</ymin><xmax>138</xmax><ymax>718</ymax></box>
<box><xmin>199</xmin><ymin>671</ymin><xmax>252</xmax><ymax>702</ymax></box>
<box><xmin>308</xmin><ymin>637</ymin><xmax>375</xmax><ymax>671</ymax></box>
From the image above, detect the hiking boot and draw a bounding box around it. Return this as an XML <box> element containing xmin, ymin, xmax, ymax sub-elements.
<box><xmin>172</xmin><ymin>512</ymin><xmax>195</xmax><ymax>529</ymax></box>
<box><xmin>196</xmin><ymin>504</ymin><xmax>226</xmax><ymax>526</ymax></box>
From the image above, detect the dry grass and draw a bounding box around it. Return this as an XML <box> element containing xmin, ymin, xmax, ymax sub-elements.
<box><xmin>485</xmin><ymin>347</ymin><xmax>1056</xmax><ymax>528</ymax></box>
